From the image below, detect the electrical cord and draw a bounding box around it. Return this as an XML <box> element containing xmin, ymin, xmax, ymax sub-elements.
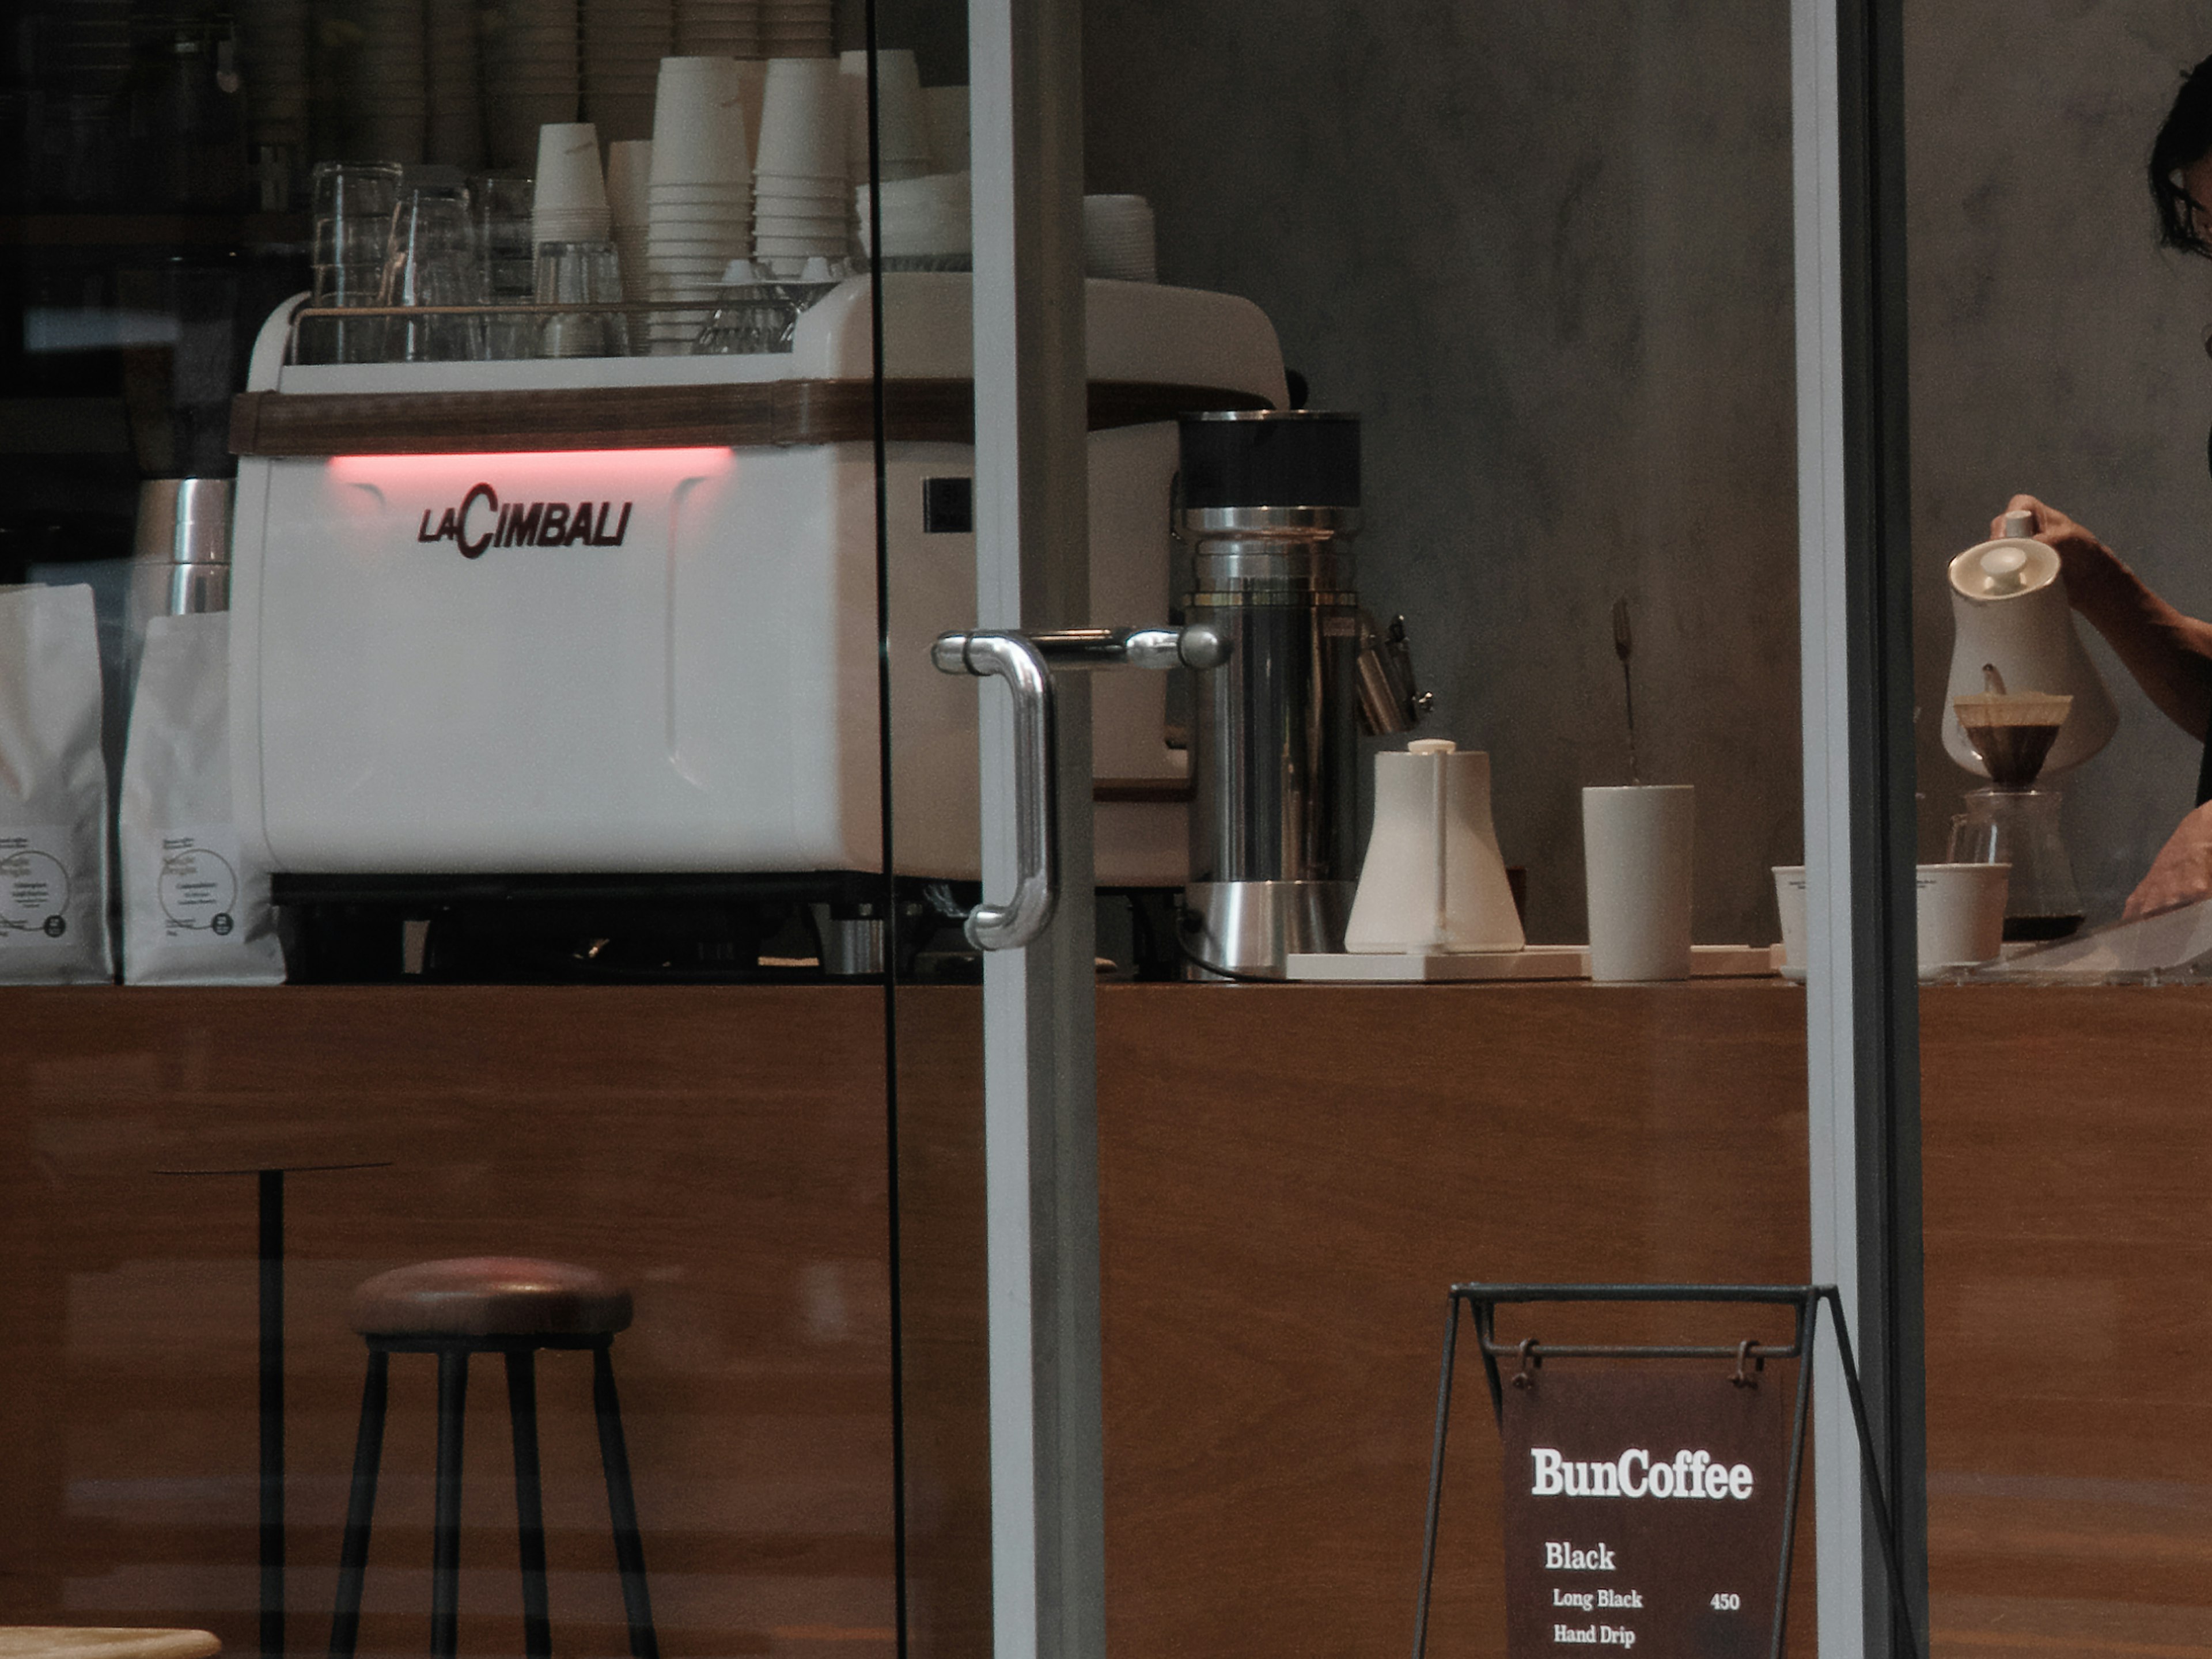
<box><xmin>1172</xmin><ymin>902</ymin><xmax>1290</xmax><ymax>984</ymax></box>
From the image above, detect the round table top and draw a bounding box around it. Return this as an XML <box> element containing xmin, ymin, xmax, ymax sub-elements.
<box><xmin>0</xmin><ymin>1631</ymin><xmax>219</xmax><ymax>1659</ymax></box>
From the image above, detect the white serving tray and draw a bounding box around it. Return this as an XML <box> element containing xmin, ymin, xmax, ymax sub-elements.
<box><xmin>1283</xmin><ymin>945</ymin><xmax>1777</xmax><ymax>983</ymax></box>
<box><xmin>1975</xmin><ymin>897</ymin><xmax>2212</xmax><ymax>979</ymax></box>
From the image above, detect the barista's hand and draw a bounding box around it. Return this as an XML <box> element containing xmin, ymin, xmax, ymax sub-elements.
<box><xmin>2126</xmin><ymin>799</ymin><xmax>2212</xmax><ymax>919</ymax></box>
<box><xmin>1994</xmin><ymin>494</ymin><xmax>2123</xmax><ymax>604</ymax></box>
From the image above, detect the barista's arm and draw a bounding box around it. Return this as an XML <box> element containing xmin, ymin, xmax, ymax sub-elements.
<box><xmin>1998</xmin><ymin>494</ymin><xmax>2212</xmax><ymax>740</ymax></box>
<box><xmin>2127</xmin><ymin>800</ymin><xmax>2212</xmax><ymax>918</ymax></box>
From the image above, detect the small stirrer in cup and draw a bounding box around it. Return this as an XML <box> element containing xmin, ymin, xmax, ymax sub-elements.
<box><xmin>1612</xmin><ymin>596</ymin><xmax>1640</xmax><ymax>785</ymax></box>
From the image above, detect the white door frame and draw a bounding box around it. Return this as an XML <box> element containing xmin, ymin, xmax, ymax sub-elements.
<box><xmin>966</xmin><ymin>2</ymin><xmax>1108</xmax><ymax>1658</ymax></box>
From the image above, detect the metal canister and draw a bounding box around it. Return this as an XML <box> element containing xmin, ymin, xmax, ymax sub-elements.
<box><xmin>1176</xmin><ymin>410</ymin><xmax>1363</xmax><ymax>977</ymax></box>
<box><xmin>130</xmin><ymin>476</ymin><xmax>233</xmax><ymax>620</ymax></box>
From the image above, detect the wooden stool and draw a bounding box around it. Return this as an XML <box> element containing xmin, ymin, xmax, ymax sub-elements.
<box><xmin>329</xmin><ymin>1257</ymin><xmax>657</xmax><ymax>1659</ymax></box>
<box><xmin>0</xmin><ymin>1633</ymin><xmax>218</xmax><ymax>1659</ymax></box>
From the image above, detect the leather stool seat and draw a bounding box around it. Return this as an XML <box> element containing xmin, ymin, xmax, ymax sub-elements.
<box><xmin>351</xmin><ymin>1256</ymin><xmax>633</xmax><ymax>1339</ymax></box>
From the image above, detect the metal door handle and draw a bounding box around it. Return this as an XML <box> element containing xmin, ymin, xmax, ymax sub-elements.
<box><xmin>932</xmin><ymin>624</ymin><xmax>1226</xmax><ymax>950</ymax></box>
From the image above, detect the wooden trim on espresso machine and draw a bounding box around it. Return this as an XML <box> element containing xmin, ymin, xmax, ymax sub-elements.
<box><xmin>228</xmin><ymin>379</ymin><xmax>1273</xmax><ymax>457</ymax></box>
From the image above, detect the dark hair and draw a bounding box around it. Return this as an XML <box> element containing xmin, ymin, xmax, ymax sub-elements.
<box><xmin>2152</xmin><ymin>54</ymin><xmax>2212</xmax><ymax>256</ymax></box>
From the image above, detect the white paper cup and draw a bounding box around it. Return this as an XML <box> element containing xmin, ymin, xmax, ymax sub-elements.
<box><xmin>838</xmin><ymin>48</ymin><xmax>930</xmax><ymax>173</ymax></box>
<box><xmin>1915</xmin><ymin>863</ymin><xmax>2009</xmax><ymax>970</ymax></box>
<box><xmin>607</xmin><ymin>139</ymin><xmax>655</xmax><ymax>226</ymax></box>
<box><xmin>534</xmin><ymin>123</ymin><xmax>608</xmax><ymax>215</ymax></box>
<box><xmin>755</xmin><ymin>56</ymin><xmax>846</xmax><ymax>180</ymax></box>
<box><xmin>651</xmin><ymin>57</ymin><xmax>750</xmax><ymax>185</ymax></box>
<box><xmin>1772</xmin><ymin>865</ymin><xmax>1807</xmax><ymax>972</ymax></box>
<box><xmin>649</xmin><ymin>181</ymin><xmax>751</xmax><ymax>199</ymax></box>
<box><xmin>1582</xmin><ymin>785</ymin><xmax>1695</xmax><ymax>982</ymax></box>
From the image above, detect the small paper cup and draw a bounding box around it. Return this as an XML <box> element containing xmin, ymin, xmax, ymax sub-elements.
<box><xmin>1772</xmin><ymin>865</ymin><xmax>1807</xmax><ymax>972</ymax></box>
<box><xmin>533</xmin><ymin>122</ymin><xmax>608</xmax><ymax>214</ymax></box>
<box><xmin>1915</xmin><ymin>863</ymin><xmax>2009</xmax><ymax>971</ymax></box>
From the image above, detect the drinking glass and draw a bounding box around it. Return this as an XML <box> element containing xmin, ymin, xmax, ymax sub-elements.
<box><xmin>312</xmin><ymin>161</ymin><xmax>404</xmax><ymax>266</ymax></box>
<box><xmin>534</xmin><ymin>241</ymin><xmax>631</xmax><ymax>358</ymax></box>
<box><xmin>472</xmin><ymin>173</ymin><xmax>538</xmax><ymax>357</ymax></box>
<box><xmin>300</xmin><ymin>162</ymin><xmax>404</xmax><ymax>363</ymax></box>
<box><xmin>380</xmin><ymin>184</ymin><xmax>483</xmax><ymax>362</ymax></box>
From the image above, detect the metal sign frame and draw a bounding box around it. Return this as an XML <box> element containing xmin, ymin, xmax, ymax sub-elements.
<box><xmin>1411</xmin><ymin>1284</ymin><xmax>1919</xmax><ymax>1659</ymax></box>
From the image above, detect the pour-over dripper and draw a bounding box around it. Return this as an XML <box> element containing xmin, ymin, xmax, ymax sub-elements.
<box><xmin>1952</xmin><ymin>688</ymin><xmax>2073</xmax><ymax>787</ymax></box>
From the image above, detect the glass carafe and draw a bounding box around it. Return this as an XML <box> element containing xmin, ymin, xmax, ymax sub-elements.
<box><xmin>1949</xmin><ymin>786</ymin><xmax>2082</xmax><ymax>941</ymax></box>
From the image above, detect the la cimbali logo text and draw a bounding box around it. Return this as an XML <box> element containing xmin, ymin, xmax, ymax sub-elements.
<box><xmin>415</xmin><ymin>483</ymin><xmax>636</xmax><ymax>557</ymax></box>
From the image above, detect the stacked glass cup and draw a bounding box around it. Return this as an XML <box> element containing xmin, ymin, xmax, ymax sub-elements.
<box><xmin>302</xmin><ymin>162</ymin><xmax>403</xmax><ymax>365</ymax></box>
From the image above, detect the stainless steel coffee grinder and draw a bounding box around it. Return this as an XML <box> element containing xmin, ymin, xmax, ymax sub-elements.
<box><xmin>1176</xmin><ymin>410</ymin><xmax>1426</xmax><ymax>977</ymax></box>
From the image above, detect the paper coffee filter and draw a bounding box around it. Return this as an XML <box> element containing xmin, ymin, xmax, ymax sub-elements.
<box><xmin>1951</xmin><ymin>692</ymin><xmax>2074</xmax><ymax>728</ymax></box>
<box><xmin>1952</xmin><ymin>692</ymin><xmax>2073</xmax><ymax>786</ymax></box>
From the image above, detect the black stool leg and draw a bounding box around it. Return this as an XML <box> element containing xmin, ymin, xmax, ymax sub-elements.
<box><xmin>431</xmin><ymin>1349</ymin><xmax>468</xmax><ymax>1659</ymax></box>
<box><xmin>505</xmin><ymin>1350</ymin><xmax>552</xmax><ymax>1659</ymax></box>
<box><xmin>329</xmin><ymin>1349</ymin><xmax>389</xmax><ymax>1659</ymax></box>
<box><xmin>591</xmin><ymin>1346</ymin><xmax>659</xmax><ymax>1659</ymax></box>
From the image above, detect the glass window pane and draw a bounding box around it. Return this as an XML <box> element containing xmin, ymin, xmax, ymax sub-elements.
<box><xmin>1911</xmin><ymin>13</ymin><xmax>2212</xmax><ymax>1652</ymax></box>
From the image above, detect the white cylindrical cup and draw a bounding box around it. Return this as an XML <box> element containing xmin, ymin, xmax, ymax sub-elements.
<box><xmin>652</xmin><ymin>58</ymin><xmax>749</xmax><ymax>185</ymax></box>
<box><xmin>1582</xmin><ymin>785</ymin><xmax>1695</xmax><ymax>982</ymax></box>
<box><xmin>534</xmin><ymin>123</ymin><xmax>608</xmax><ymax>214</ymax></box>
<box><xmin>838</xmin><ymin>48</ymin><xmax>930</xmax><ymax>176</ymax></box>
<box><xmin>754</xmin><ymin>57</ymin><xmax>846</xmax><ymax>180</ymax></box>
<box><xmin>1916</xmin><ymin>863</ymin><xmax>2009</xmax><ymax>970</ymax></box>
<box><xmin>607</xmin><ymin>139</ymin><xmax>655</xmax><ymax>227</ymax></box>
<box><xmin>1772</xmin><ymin>865</ymin><xmax>1807</xmax><ymax>971</ymax></box>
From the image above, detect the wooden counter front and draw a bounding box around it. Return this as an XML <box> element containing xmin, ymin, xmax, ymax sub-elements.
<box><xmin>0</xmin><ymin>982</ymin><xmax>2206</xmax><ymax>1659</ymax></box>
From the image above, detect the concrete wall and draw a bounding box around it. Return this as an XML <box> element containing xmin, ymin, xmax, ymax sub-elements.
<box><xmin>868</xmin><ymin>1</ymin><xmax>2212</xmax><ymax>941</ymax></box>
<box><xmin>1904</xmin><ymin>2</ymin><xmax>2212</xmax><ymax>920</ymax></box>
<box><xmin>1083</xmin><ymin>2</ymin><xmax>1802</xmax><ymax>945</ymax></box>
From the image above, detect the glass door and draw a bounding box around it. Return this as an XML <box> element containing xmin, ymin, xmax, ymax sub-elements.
<box><xmin>0</xmin><ymin>8</ymin><xmax>993</xmax><ymax>1659</ymax></box>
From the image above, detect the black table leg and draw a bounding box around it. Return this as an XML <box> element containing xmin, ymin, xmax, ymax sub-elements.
<box><xmin>259</xmin><ymin>1169</ymin><xmax>285</xmax><ymax>1659</ymax></box>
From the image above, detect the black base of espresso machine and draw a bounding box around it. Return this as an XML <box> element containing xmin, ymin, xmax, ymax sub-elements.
<box><xmin>272</xmin><ymin>873</ymin><xmax>1191</xmax><ymax>984</ymax></box>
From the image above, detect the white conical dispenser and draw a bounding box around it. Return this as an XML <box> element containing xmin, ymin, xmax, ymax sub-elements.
<box><xmin>1344</xmin><ymin>739</ymin><xmax>1524</xmax><ymax>954</ymax></box>
<box><xmin>1944</xmin><ymin>510</ymin><xmax>2117</xmax><ymax>779</ymax></box>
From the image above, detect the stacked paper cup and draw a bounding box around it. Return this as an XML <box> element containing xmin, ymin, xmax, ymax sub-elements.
<box><xmin>426</xmin><ymin>0</ymin><xmax>483</xmax><ymax>169</ymax></box>
<box><xmin>584</xmin><ymin>0</ymin><xmax>674</xmax><ymax>145</ymax></box>
<box><xmin>675</xmin><ymin>0</ymin><xmax>762</xmax><ymax>59</ymax></box>
<box><xmin>1082</xmin><ymin>194</ymin><xmax>1157</xmax><ymax>282</ymax></box>
<box><xmin>607</xmin><ymin>140</ymin><xmax>656</xmax><ymax>303</ymax></box>
<box><xmin>839</xmin><ymin>50</ymin><xmax>932</xmax><ymax>190</ymax></box>
<box><xmin>484</xmin><ymin>0</ymin><xmax>581</xmax><ymax>171</ymax></box>
<box><xmin>646</xmin><ymin>58</ymin><xmax>754</xmax><ymax>351</ymax></box>
<box><xmin>855</xmin><ymin>173</ymin><xmax>971</xmax><ymax>268</ymax></box>
<box><xmin>354</xmin><ymin>0</ymin><xmax>427</xmax><ymax>163</ymax></box>
<box><xmin>752</xmin><ymin>57</ymin><xmax>848</xmax><ymax>273</ymax></box>
<box><xmin>534</xmin><ymin>124</ymin><xmax>613</xmax><ymax>249</ymax></box>
<box><xmin>923</xmin><ymin>85</ymin><xmax>969</xmax><ymax>175</ymax></box>
<box><xmin>760</xmin><ymin>0</ymin><xmax>833</xmax><ymax>58</ymax></box>
<box><xmin>734</xmin><ymin>60</ymin><xmax>768</xmax><ymax>158</ymax></box>
<box><xmin>235</xmin><ymin>0</ymin><xmax>310</xmax><ymax>163</ymax></box>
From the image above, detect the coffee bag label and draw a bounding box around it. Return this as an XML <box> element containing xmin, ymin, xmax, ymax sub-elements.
<box><xmin>0</xmin><ymin>829</ymin><xmax>81</xmax><ymax>945</ymax></box>
<box><xmin>150</xmin><ymin>825</ymin><xmax>246</xmax><ymax>940</ymax></box>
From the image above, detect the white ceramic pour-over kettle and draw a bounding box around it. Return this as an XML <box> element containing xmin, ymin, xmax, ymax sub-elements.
<box><xmin>1344</xmin><ymin>738</ymin><xmax>1524</xmax><ymax>954</ymax></box>
<box><xmin>1943</xmin><ymin>510</ymin><xmax>2118</xmax><ymax>779</ymax></box>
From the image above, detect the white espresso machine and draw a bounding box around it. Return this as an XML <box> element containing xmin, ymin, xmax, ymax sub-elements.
<box><xmin>228</xmin><ymin>275</ymin><xmax>1286</xmax><ymax>913</ymax></box>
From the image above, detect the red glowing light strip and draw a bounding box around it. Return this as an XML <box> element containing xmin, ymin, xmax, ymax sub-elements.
<box><xmin>328</xmin><ymin>448</ymin><xmax>737</xmax><ymax>479</ymax></box>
